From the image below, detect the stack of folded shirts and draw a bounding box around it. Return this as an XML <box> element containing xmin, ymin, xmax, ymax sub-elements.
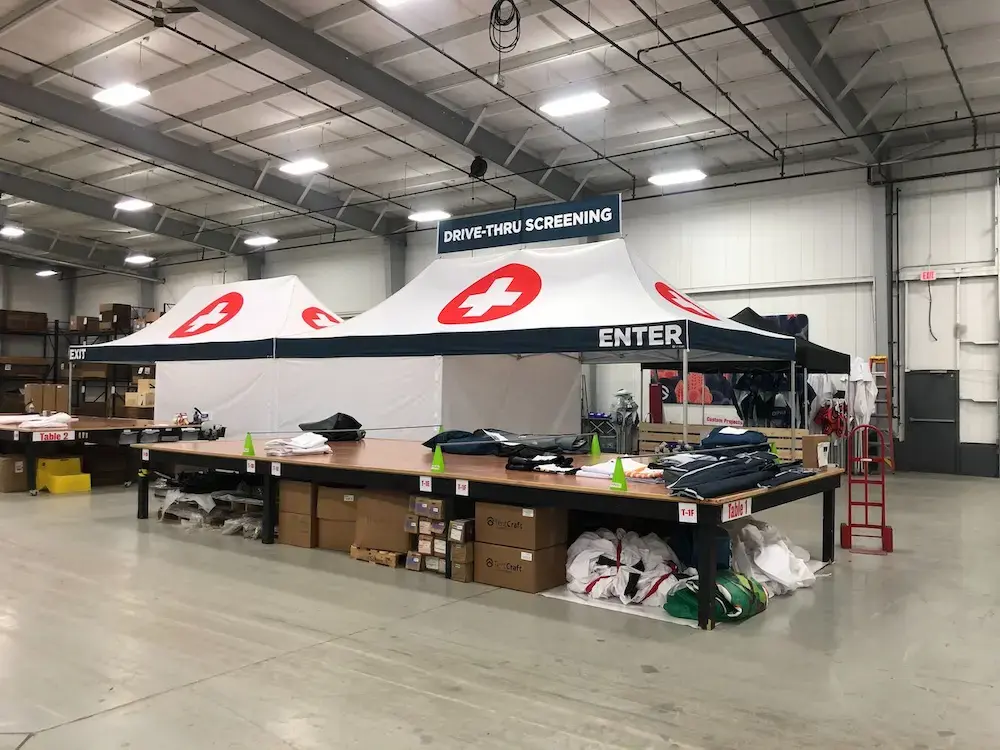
<box><xmin>264</xmin><ymin>433</ymin><xmax>331</xmax><ymax>456</ymax></box>
<box><xmin>577</xmin><ymin>458</ymin><xmax>663</xmax><ymax>483</ymax></box>
<box><xmin>505</xmin><ymin>455</ymin><xmax>577</xmax><ymax>474</ymax></box>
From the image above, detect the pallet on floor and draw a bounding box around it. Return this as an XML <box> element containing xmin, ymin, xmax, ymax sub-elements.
<box><xmin>350</xmin><ymin>545</ymin><xmax>405</xmax><ymax>568</ymax></box>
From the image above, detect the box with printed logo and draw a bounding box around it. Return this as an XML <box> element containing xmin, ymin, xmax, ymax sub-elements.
<box><xmin>475</xmin><ymin>502</ymin><xmax>567</xmax><ymax>550</ymax></box>
<box><xmin>473</xmin><ymin>542</ymin><xmax>566</xmax><ymax>593</ymax></box>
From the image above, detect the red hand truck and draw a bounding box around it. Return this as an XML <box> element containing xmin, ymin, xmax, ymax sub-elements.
<box><xmin>840</xmin><ymin>424</ymin><xmax>894</xmax><ymax>554</ymax></box>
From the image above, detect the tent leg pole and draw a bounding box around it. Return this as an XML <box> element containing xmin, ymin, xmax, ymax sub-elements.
<box><xmin>803</xmin><ymin>367</ymin><xmax>809</xmax><ymax>435</ymax></box>
<box><xmin>68</xmin><ymin>363</ymin><xmax>73</xmax><ymax>418</ymax></box>
<box><xmin>682</xmin><ymin>349</ymin><xmax>689</xmax><ymax>445</ymax></box>
<box><xmin>790</xmin><ymin>361</ymin><xmax>797</xmax><ymax>459</ymax></box>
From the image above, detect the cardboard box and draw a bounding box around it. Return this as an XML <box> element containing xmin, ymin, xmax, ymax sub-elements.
<box><xmin>417</xmin><ymin>535</ymin><xmax>433</xmax><ymax>555</ymax></box>
<box><xmin>278</xmin><ymin>512</ymin><xmax>315</xmax><ymax>548</ymax></box>
<box><xmin>474</xmin><ymin>542</ymin><xmax>567</xmax><ymax>593</ymax></box>
<box><xmin>51</xmin><ymin>384</ymin><xmax>68</xmax><ymax>414</ymax></box>
<box><xmin>316</xmin><ymin>487</ymin><xmax>357</xmax><ymax>521</ymax></box>
<box><xmin>406</xmin><ymin>552</ymin><xmax>424</xmax><ymax>571</ymax></box>
<box><xmin>450</xmin><ymin>542</ymin><xmax>474</xmax><ymax>564</ymax></box>
<box><xmin>3</xmin><ymin>310</ymin><xmax>47</xmax><ymax>332</ymax></box>
<box><xmin>475</xmin><ymin>503</ymin><xmax>567</xmax><ymax>550</ymax></box>
<box><xmin>418</xmin><ymin>517</ymin><xmax>433</xmax><ymax>536</ymax></box>
<box><xmin>430</xmin><ymin>519</ymin><xmax>446</xmax><ymax>536</ymax></box>
<box><xmin>350</xmin><ymin>546</ymin><xmax>404</xmax><ymax>567</ymax></box>
<box><xmin>0</xmin><ymin>357</ymin><xmax>49</xmax><ymax>377</ymax></box>
<box><xmin>125</xmin><ymin>392</ymin><xmax>142</xmax><ymax>407</ymax></box>
<box><xmin>353</xmin><ymin>490</ymin><xmax>411</xmax><ymax>553</ymax></box>
<box><xmin>317</xmin><ymin>520</ymin><xmax>355</xmax><ymax>552</ymax></box>
<box><xmin>139</xmin><ymin>391</ymin><xmax>155</xmax><ymax>407</ymax></box>
<box><xmin>451</xmin><ymin>561</ymin><xmax>474</xmax><ymax>583</ymax></box>
<box><xmin>425</xmin><ymin>555</ymin><xmax>445</xmax><ymax>574</ymax></box>
<box><xmin>0</xmin><ymin>455</ymin><xmax>27</xmax><ymax>493</ymax></box>
<box><xmin>801</xmin><ymin>434</ymin><xmax>833</xmax><ymax>469</ymax></box>
<box><xmin>23</xmin><ymin>383</ymin><xmax>46</xmax><ymax>412</ymax></box>
<box><xmin>413</xmin><ymin>496</ymin><xmax>445</xmax><ymax>519</ymax></box>
<box><xmin>448</xmin><ymin>519</ymin><xmax>474</xmax><ymax>543</ymax></box>
<box><xmin>69</xmin><ymin>316</ymin><xmax>90</xmax><ymax>332</ymax></box>
<box><xmin>280</xmin><ymin>481</ymin><xmax>313</xmax><ymax>515</ymax></box>
<box><xmin>136</xmin><ymin>378</ymin><xmax>155</xmax><ymax>394</ymax></box>
<box><xmin>433</xmin><ymin>537</ymin><xmax>448</xmax><ymax>557</ymax></box>
<box><xmin>131</xmin><ymin>365</ymin><xmax>155</xmax><ymax>382</ymax></box>
<box><xmin>404</xmin><ymin>514</ymin><xmax>419</xmax><ymax>534</ymax></box>
<box><xmin>23</xmin><ymin>384</ymin><xmax>70</xmax><ymax>414</ymax></box>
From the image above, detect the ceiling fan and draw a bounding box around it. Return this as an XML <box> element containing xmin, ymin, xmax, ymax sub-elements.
<box><xmin>127</xmin><ymin>1</ymin><xmax>200</xmax><ymax>27</ymax></box>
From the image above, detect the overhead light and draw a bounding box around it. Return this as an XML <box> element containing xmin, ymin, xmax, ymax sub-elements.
<box><xmin>115</xmin><ymin>198</ymin><xmax>153</xmax><ymax>212</ymax></box>
<box><xmin>124</xmin><ymin>253</ymin><xmax>155</xmax><ymax>266</ymax></box>
<box><xmin>0</xmin><ymin>225</ymin><xmax>24</xmax><ymax>238</ymax></box>
<box><xmin>279</xmin><ymin>158</ymin><xmax>329</xmax><ymax>175</ymax></box>
<box><xmin>92</xmin><ymin>83</ymin><xmax>150</xmax><ymax>107</ymax></box>
<box><xmin>244</xmin><ymin>235</ymin><xmax>278</xmax><ymax>247</ymax></box>
<box><xmin>35</xmin><ymin>269</ymin><xmax>58</xmax><ymax>278</ymax></box>
<box><xmin>648</xmin><ymin>169</ymin><xmax>707</xmax><ymax>187</ymax></box>
<box><xmin>539</xmin><ymin>92</ymin><xmax>609</xmax><ymax>118</ymax></box>
<box><xmin>408</xmin><ymin>210</ymin><xmax>451</xmax><ymax>223</ymax></box>
<box><xmin>376</xmin><ymin>0</ymin><xmax>408</xmax><ymax>6</ymax></box>
<box><xmin>5</xmin><ymin>200</ymin><xmax>31</xmax><ymax>208</ymax></box>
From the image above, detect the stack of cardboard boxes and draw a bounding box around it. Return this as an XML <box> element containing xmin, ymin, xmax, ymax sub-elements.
<box><xmin>124</xmin><ymin>378</ymin><xmax>155</xmax><ymax>408</ymax></box>
<box><xmin>277</xmin><ymin>481</ymin><xmax>411</xmax><ymax>566</ymax></box>
<box><xmin>99</xmin><ymin>303</ymin><xmax>132</xmax><ymax>334</ymax></box>
<box><xmin>24</xmin><ymin>383</ymin><xmax>69</xmax><ymax>414</ymax></box>
<box><xmin>474</xmin><ymin>502</ymin><xmax>568</xmax><ymax>593</ymax></box>
<box><xmin>1</xmin><ymin>310</ymin><xmax>48</xmax><ymax>332</ymax></box>
<box><xmin>404</xmin><ymin>497</ymin><xmax>447</xmax><ymax>574</ymax></box>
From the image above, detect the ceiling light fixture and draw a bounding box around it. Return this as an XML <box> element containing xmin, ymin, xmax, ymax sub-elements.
<box><xmin>124</xmin><ymin>253</ymin><xmax>156</xmax><ymax>266</ymax></box>
<box><xmin>92</xmin><ymin>83</ymin><xmax>150</xmax><ymax>107</ymax></box>
<box><xmin>279</xmin><ymin>158</ymin><xmax>329</xmax><ymax>175</ymax></box>
<box><xmin>35</xmin><ymin>269</ymin><xmax>58</xmax><ymax>278</ymax></box>
<box><xmin>539</xmin><ymin>92</ymin><xmax>609</xmax><ymax>118</ymax></box>
<box><xmin>114</xmin><ymin>198</ymin><xmax>153</xmax><ymax>212</ymax></box>
<box><xmin>0</xmin><ymin>225</ymin><xmax>25</xmax><ymax>238</ymax></box>
<box><xmin>376</xmin><ymin>0</ymin><xmax>408</xmax><ymax>6</ymax></box>
<box><xmin>408</xmin><ymin>210</ymin><xmax>451</xmax><ymax>223</ymax></box>
<box><xmin>244</xmin><ymin>236</ymin><xmax>278</xmax><ymax>247</ymax></box>
<box><xmin>648</xmin><ymin>169</ymin><xmax>707</xmax><ymax>187</ymax></box>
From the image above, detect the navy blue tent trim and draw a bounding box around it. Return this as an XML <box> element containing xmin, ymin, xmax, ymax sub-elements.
<box><xmin>69</xmin><ymin>340</ymin><xmax>274</xmax><ymax>364</ymax></box>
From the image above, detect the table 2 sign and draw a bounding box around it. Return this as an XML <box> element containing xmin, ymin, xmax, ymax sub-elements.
<box><xmin>721</xmin><ymin>498</ymin><xmax>753</xmax><ymax>523</ymax></box>
<box><xmin>32</xmin><ymin>430</ymin><xmax>76</xmax><ymax>443</ymax></box>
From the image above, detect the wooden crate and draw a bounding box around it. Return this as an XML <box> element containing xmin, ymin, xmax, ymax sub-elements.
<box><xmin>350</xmin><ymin>545</ymin><xmax>405</xmax><ymax>568</ymax></box>
<box><xmin>639</xmin><ymin>422</ymin><xmax>806</xmax><ymax>460</ymax></box>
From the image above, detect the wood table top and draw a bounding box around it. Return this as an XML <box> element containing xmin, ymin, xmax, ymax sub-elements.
<box><xmin>140</xmin><ymin>438</ymin><xmax>843</xmax><ymax>506</ymax></box>
<box><xmin>0</xmin><ymin>417</ymin><xmax>173</xmax><ymax>433</ymax></box>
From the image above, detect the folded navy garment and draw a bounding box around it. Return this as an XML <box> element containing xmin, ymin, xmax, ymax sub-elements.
<box><xmin>700</xmin><ymin>426</ymin><xmax>768</xmax><ymax>448</ymax></box>
<box><xmin>423</xmin><ymin>429</ymin><xmax>589</xmax><ymax>456</ymax></box>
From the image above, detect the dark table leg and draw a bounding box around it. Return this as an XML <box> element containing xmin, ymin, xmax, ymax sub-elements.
<box><xmin>696</xmin><ymin>522</ymin><xmax>718</xmax><ymax>631</ymax></box>
<box><xmin>24</xmin><ymin>440</ymin><xmax>37</xmax><ymax>495</ymax></box>
<box><xmin>822</xmin><ymin>488</ymin><xmax>836</xmax><ymax>563</ymax></box>
<box><xmin>137</xmin><ymin>464</ymin><xmax>149</xmax><ymax>519</ymax></box>
<box><xmin>262</xmin><ymin>473</ymin><xmax>276</xmax><ymax>544</ymax></box>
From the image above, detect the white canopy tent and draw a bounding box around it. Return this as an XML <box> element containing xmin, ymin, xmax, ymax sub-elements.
<box><xmin>69</xmin><ymin>276</ymin><xmax>344</xmax><ymax>435</ymax></box>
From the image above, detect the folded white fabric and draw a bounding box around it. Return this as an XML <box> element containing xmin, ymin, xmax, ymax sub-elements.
<box><xmin>729</xmin><ymin>519</ymin><xmax>816</xmax><ymax>597</ymax></box>
<box><xmin>578</xmin><ymin>457</ymin><xmax>663</xmax><ymax>482</ymax></box>
<box><xmin>264</xmin><ymin>432</ymin><xmax>332</xmax><ymax>456</ymax></box>
<box><xmin>0</xmin><ymin>414</ymin><xmax>31</xmax><ymax>425</ymax></box>
<box><xmin>19</xmin><ymin>412</ymin><xmax>74</xmax><ymax>429</ymax></box>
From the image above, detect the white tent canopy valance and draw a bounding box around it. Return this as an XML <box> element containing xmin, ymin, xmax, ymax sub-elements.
<box><xmin>69</xmin><ymin>276</ymin><xmax>342</xmax><ymax>363</ymax></box>
<box><xmin>277</xmin><ymin>239</ymin><xmax>795</xmax><ymax>364</ymax></box>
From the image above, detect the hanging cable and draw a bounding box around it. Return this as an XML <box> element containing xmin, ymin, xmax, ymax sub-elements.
<box><xmin>927</xmin><ymin>281</ymin><xmax>938</xmax><ymax>341</ymax></box>
<box><xmin>489</xmin><ymin>1</ymin><xmax>520</xmax><ymax>54</ymax></box>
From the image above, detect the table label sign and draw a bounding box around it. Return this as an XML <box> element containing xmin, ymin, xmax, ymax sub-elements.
<box><xmin>246</xmin><ymin>459</ymin><xmax>256</xmax><ymax>473</ymax></box>
<box><xmin>12</xmin><ymin>431</ymin><xmax>17</xmax><ymax>441</ymax></box>
<box><xmin>677</xmin><ymin>503</ymin><xmax>698</xmax><ymax>523</ymax></box>
<box><xmin>455</xmin><ymin>479</ymin><xmax>469</xmax><ymax>496</ymax></box>
<box><xmin>141</xmin><ymin>448</ymin><xmax>150</xmax><ymax>462</ymax></box>
<box><xmin>32</xmin><ymin>430</ymin><xmax>75</xmax><ymax>442</ymax></box>
<box><xmin>722</xmin><ymin>498</ymin><xmax>752</xmax><ymax>523</ymax></box>
<box><xmin>419</xmin><ymin>476</ymin><xmax>432</xmax><ymax>493</ymax></box>
<box><xmin>271</xmin><ymin>462</ymin><xmax>281</xmax><ymax>477</ymax></box>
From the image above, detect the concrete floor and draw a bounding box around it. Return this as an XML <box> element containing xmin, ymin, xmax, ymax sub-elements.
<box><xmin>0</xmin><ymin>475</ymin><xmax>996</xmax><ymax>749</ymax></box>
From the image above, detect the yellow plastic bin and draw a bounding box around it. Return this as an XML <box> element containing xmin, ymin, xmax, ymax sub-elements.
<box><xmin>35</xmin><ymin>458</ymin><xmax>92</xmax><ymax>494</ymax></box>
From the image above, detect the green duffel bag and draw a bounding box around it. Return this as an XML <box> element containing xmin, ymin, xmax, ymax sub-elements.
<box><xmin>665</xmin><ymin>571</ymin><xmax>768</xmax><ymax>622</ymax></box>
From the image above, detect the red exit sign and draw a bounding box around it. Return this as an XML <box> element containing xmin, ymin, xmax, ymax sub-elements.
<box><xmin>919</xmin><ymin>269</ymin><xmax>937</xmax><ymax>281</ymax></box>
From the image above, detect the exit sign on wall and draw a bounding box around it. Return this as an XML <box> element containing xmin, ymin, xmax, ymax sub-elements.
<box><xmin>920</xmin><ymin>269</ymin><xmax>937</xmax><ymax>281</ymax></box>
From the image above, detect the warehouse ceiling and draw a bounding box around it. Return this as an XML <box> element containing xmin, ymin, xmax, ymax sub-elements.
<box><xmin>0</xmin><ymin>0</ymin><xmax>996</xmax><ymax>274</ymax></box>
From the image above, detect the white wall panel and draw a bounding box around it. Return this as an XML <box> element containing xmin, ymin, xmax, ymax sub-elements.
<box><xmin>9</xmin><ymin>268</ymin><xmax>67</xmax><ymax>317</ymax></box>
<box><xmin>265</xmin><ymin>238</ymin><xmax>388</xmax><ymax>315</ymax></box>
<box><xmin>74</xmin><ymin>274</ymin><xmax>140</xmax><ymax>316</ymax></box>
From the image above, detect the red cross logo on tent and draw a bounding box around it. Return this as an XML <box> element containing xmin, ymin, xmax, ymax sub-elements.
<box><xmin>169</xmin><ymin>292</ymin><xmax>244</xmax><ymax>338</ymax></box>
<box><xmin>438</xmin><ymin>263</ymin><xmax>543</xmax><ymax>324</ymax></box>
<box><xmin>654</xmin><ymin>281</ymin><xmax>718</xmax><ymax>321</ymax></box>
<box><xmin>302</xmin><ymin>306</ymin><xmax>341</xmax><ymax>329</ymax></box>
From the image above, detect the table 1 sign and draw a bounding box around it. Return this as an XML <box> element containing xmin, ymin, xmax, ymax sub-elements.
<box><xmin>455</xmin><ymin>479</ymin><xmax>469</xmax><ymax>496</ymax></box>
<box><xmin>32</xmin><ymin>430</ymin><xmax>75</xmax><ymax>442</ymax></box>
<box><xmin>677</xmin><ymin>503</ymin><xmax>698</xmax><ymax>523</ymax></box>
<box><xmin>419</xmin><ymin>476</ymin><xmax>432</xmax><ymax>493</ymax></box>
<box><xmin>246</xmin><ymin>459</ymin><xmax>256</xmax><ymax>473</ymax></box>
<box><xmin>722</xmin><ymin>498</ymin><xmax>752</xmax><ymax>523</ymax></box>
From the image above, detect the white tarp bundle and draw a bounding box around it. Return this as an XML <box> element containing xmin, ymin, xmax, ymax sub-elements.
<box><xmin>278</xmin><ymin>238</ymin><xmax>795</xmax><ymax>366</ymax></box>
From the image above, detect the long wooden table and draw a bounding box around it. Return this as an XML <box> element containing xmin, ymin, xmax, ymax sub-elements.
<box><xmin>136</xmin><ymin>438</ymin><xmax>843</xmax><ymax>630</ymax></box>
<box><xmin>0</xmin><ymin>417</ymin><xmax>199</xmax><ymax>494</ymax></box>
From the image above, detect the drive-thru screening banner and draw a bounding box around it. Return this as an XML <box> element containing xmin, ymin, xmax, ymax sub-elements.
<box><xmin>436</xmin><ymin>194</ymin><xmax>622</xmax><ymax>254</ymax></box>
